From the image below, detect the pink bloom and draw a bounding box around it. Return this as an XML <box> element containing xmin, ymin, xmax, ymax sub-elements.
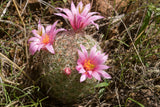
<box><xmin>28</xmin><ymin>21</ymin><xmax>65</xmax><ymax>55</ymax></box>
<box><xmin>76</xmin><ymin>45</ymin><xmax>111</xmax><ymax>82</ymax></box>
<box><xmin>64</xmin><ymin>67</ymin><xmax>72</xmax><ymax>75</ymax></box>
<box><xmin>55</xmin><ymin>1</ymin><xmax>104</xmax><ymax>32</ymax></box>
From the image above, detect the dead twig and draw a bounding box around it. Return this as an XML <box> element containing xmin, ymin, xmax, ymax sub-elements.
<box><xmin>135</xmin><ymin>7</ymin><xmax>147</xmax><ymax>39</ymax></box>
<box><xmin>0</xmin><ymin>0</ymin><xmax>12</xmax><ymax>20</ymax></box>
<box><xmin>0</xmin><ymin>20</ymin><xmax>23</xmax><ymax>30</ymax></box>
<box><xmin>0</xmin><ymin>53</ymin><xmax>35</xmax><ymax>85</ymax></box>
<box><xmin>115</xmin><ymin>82</ymin><xmax>121</xmax><ymax>107</ymax></box>
<box><xmin>21</xmin><ymin>0</ymin><xmax>29</xmax><ymax>16</ymax></box>
<box><xmin>0</xmin><ymin>76</ymin><xmax>4</xmax><ymax>92</ymax></box>
<box><xmin>0</xmin><ymin>73</ymin><xmax>19</xmax><ymax>85</ymax></box>
<box><xmin>13</xmin><ymin>0</ymin><xmax>29</xmax><ymax>64</ymax></box>
<box><xmin>104</xmin><ymin>0</ymin><xmax>146</xmax><ymax>74</ymax></box>
<box><xmin>5</xmin><ymin>100</ymin><xmax>19</xmax><ymax>107</ymax></box>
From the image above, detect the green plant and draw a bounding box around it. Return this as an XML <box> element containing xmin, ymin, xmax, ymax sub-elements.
<box><xmin>125</xmin><ymin>97</ymin><xmax>144</xmax><ymax>107</ymax></box>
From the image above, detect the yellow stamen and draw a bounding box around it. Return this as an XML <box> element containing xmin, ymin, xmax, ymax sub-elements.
<box><xmin>42</xmin><ymin>34</ymin><xmax>49</xmax><ymax>44</ymax></box>
<box><xmin>84</xmin><ymin>59</ymin><xmax>95</xmax><ymax>71</ymax></box>
<box><xmin>78</xmin><ymin>6</ymin><xmax>85</xmax><ymax>14</ymax></box>
<box><xmin>39</xmin><ymin>30</ymin><xmax>42</xmax><ymax>36</ymax></box>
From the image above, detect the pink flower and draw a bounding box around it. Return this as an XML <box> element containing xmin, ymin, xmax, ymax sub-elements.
<box><xmin>64</xmin><ymin>67</ymin><xmax>72</xmax><ymax>75</ymax></box>
<box><xmin>55</xmin><ymin>1</ymin><xmax>104</xmax><ymax>32</ymax></box>
<box><xmin>76</xmin><ymin>45</ymin><xmax>111</xmax><ymax>82</ymax></box>
<box><xmin>28</xmin><ymin>21</ymin><xmax>65</xmax><ymax>55</ymax></box>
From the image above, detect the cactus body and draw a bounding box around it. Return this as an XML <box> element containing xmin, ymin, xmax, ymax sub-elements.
<box><xmin>37</xmin><ymin>32</ymin><xmax>101</xmax><ymax>104</ymax></box>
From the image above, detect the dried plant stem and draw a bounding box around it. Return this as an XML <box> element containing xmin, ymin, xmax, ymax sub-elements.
<box><xmin>104</xmin><ymin>0</ymin><xmax>146</xmax><ymax>74</ymax></box>
<box><xmin>0</xmin><ymin>75</ymin><xmax>4</xmax><ymax>92</ymax></box>
<box><xmin>0</xmin><ymin>0</ymin><xmax>12</xmax><ymax>20</ymax></box>
<box><xmin>0</xmin><ymin>53</ymin><xmax>35</xmax><ymax>85</ymax></box>
<box><xmin>6</xmin><ymin>100</ymin><xmax>19</xmax><ymax>107</ymax></box>
<box><xmin>120</xmin><ymin>19</ymin><xmax>146</xmax><ymax>70</ymax></box>
<box><xmin>119</xmin><ymin>16</ymin><xmax>146</xmax><ymax>74</ymax></box>
<box><xmin>21</xmin><ymin>0</ymin><xmax>29</xmax><ymax>16</ymax></box>
<box><xmin>115</xmin><ymin>82</ymin><xmax>121</xmax><ymax>107</ymax></box>
<box><xmin>0</xmin><ymin>20</ymin><xmax>23</xmax><ymax>30</ymax></box>
<box><xmin>135</xmin><ymin>7</ymin><xmax>147</xmax><ymax>38</ymax></box>
<box><xmin>13</xmin><ymin>0</ymin><xmax>29</xmax><ymax>64</ymax></box>
<box><xmin>0</xmin><ymin>73</ymin><xmax>19</xmax><ymax>85</ymax></box>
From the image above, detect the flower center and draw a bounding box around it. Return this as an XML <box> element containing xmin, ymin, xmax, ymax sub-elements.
<box><xmin>42</xmin><ymin>34</ymin><xmax>50</xmax><ymax>44</ymax></box>
<box><xmin>39</xmin><ymin>30</ymin><xmax>43</xmax><ymax>36</ymax></box>
<box><xmin>84</xmin><ymin>59</ymin><xmax>95</xmax><ymax>71</ymax></box>
<box><xmin>78</xmin><ymin>6</ymin><xmax>84</xmax><ymax>14</ymax></box>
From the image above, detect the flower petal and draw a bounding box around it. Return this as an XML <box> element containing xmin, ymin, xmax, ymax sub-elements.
<box><xmin>29</xmin><ymin>44</ymin><xmax>39</xmax><ymax>55</ymax></box>
<box><xmin>87</xmin><ymin>71</ymin><xmax>92</xmax><ymax>79</ymax></box>
<box><xmin>38</xmin><ymin>21</ymin><xmax>45</xmax><ymax>35</ymax></box>
<box><xmin>80</xmin><ymin>44</ymin><xmax>88</xmax><ymax>58</ymax></box>
<box><xmin>28</xmin><ymin>37</ymin><xmax>40</xmax><ymax>42</ymax></box>
<box><xmin>81</xmin><ymin>3</ymin><xmax>90</xmax><ymax>16</ymax></box>
<box><xmin>63</xmin><ymin>8</ymin><xmax>73</xmax><ymax>18</ymax></box>
<box><xmin>46</xmin><ymin>25</ymin><xmax>52</xmax><ymax>33</ymax></box>
<box><xmin>51</xmin><ymin>21</ymin><xmax>58</xmax><ymax>31</ymax></box>
<box><xmin>77</xmin><ymin>1</ymin><xmax>83</xmax><ymax>12</ymax></box>
<box><xmin>32</xmin><ymin>30</ymin><xmax>41</xmax><ymax>38</ymax></box>
<box><xmin>91</xmin><ymin>21</ymin><xmax>99</xmax><ymax>30</ymax></box>
<box><xmin>96</xmin><ymin>65</ymin><xmax>110</xmax><ymax>70</ymax></box>
<box><xmin>71</xmin><ymin>1</ymin><xmax>77</xmax><ymax>15</ymax></box>
<box><xmin>88</xmin><ymin>15</ymin><xmax>104</xmax><ymax>22</ymax></box>
<box><xmin>37</xmin><ymin>44</ymin><xmax>44</xmax><ymax>51</ymax></box>
<box><xmin>80</xmin><ymin>74</ymin><xmax>87</xmax><ymax>82</ymax></box>
<box><xmin>54</xmin><ymin>13</ymin><xmax>68</xmax><ymax>19</ymax></box>
<box><xmin>76</xmin><ymin>64</ymin><xmax>82</xmax><ymax>71</ymax></box>
<box><xmin>85</xmin><ymin>12</ymin><xmax>99</xmax><ymax>18</ymax></box>
<box><xmin>79</xmin><ymin>68</ymin><xmax>86</xmax><ymax>74</ymax></box>
<box><xmin>101</xmin><ymin>54</ymin><xmax>108</xmax><ymax>63</ymax></box>
<box><xmin>98</xmin><ymin>70</ymin><xmax>111</xmax><ymax>79</ymax></box>
<box><xmin>78</xmin><ymin>50</ymin><xmax>86</xmax><ymax>61</ymax></box>
<box><xmin>49</xmin><ymin>29</ymin><xmax>66</xmax><ymax>43</ymax></box>
<box><xmin>89</xmin><ymin>45</ymin><xmax>97</xmax><ymax>59</ymax></box>
<box><xmin>92</xmin><ymin>71</ymin><xmax>101</xmax><ymax>81</ymax></box>
<box><xmin>45</xmin><ymin>44</ymin><xmax>55</xmax><ymax>54</ymax></box>
<box><xmin>83</xmin><ymin>15</ymin><xmax>104</xmax><ymax>29</ymax></box>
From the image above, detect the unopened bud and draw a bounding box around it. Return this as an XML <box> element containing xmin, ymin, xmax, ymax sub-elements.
<box><xmin>64</xmin><ymin>67</ymin><xmax>71</xmax><ymax>75</ymax></box>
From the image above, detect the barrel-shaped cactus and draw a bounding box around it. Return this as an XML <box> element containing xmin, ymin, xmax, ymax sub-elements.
<box><xmin>37</xmin><ymin>32</ymin><xmax>101</xmax><ymax>104</ymax></box>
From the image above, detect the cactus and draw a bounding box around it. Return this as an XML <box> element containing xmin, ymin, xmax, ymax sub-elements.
<box><xmin>34</xmin><ymin>32</ymin><xmax>102</xmax><ymax>104</ymax></box>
